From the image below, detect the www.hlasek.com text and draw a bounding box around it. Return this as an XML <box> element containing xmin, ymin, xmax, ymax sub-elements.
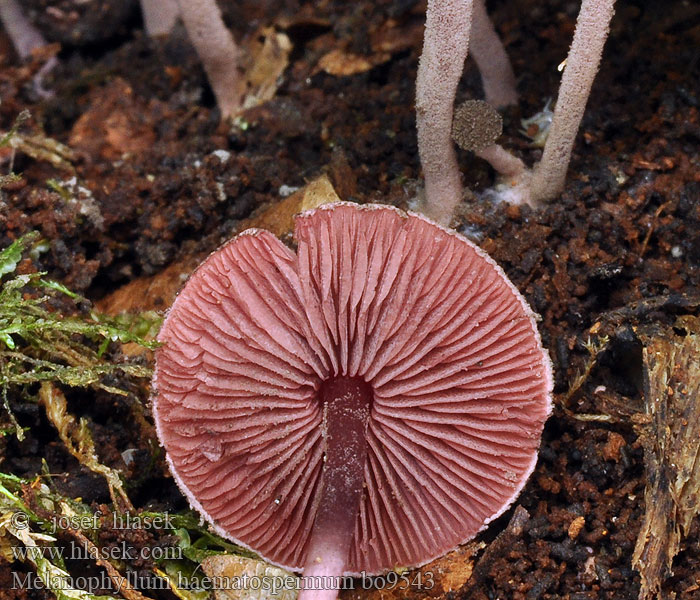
<box><xmin>11</xmin><ymin>540</ymin><xmax>183</xmax><ymax>562</ymax></box>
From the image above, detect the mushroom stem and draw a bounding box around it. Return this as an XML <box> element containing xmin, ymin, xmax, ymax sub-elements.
<box><xmin>529</xmin><ymin>0</ymin><xmax>616</xmax><ymax>202</ymax></box>
<box><xmin>175</xmin><ymin>0</ymin><xmax>243</xmax><ymax>119</ymax></box>
<box><xmin>140</xmin><ymin>0</ymin><xmax>179</xmax><ymax>37</ymax></box>
<box><xmin>470</xmin><ymin>0</ymin><xmax>518</xmax><ymax>108</ymax></box>
<box><xmin>0</xmin><ymin>0</ymin><xmax>47</xmax><ymax>60</ymax></box>
<box><xmin>416</xmin><ymin>0</ymin><xmax>474</xmax><ymax>226</ymax></box>
<box><xmin>475</xmin><ymin>144</ymin><xmax>526</xmax><ymax>179</ymax></box>
<box><xmin>300</xmin><ymin>377</ymin><xmax>372</xmax><ymax>600</ymax></box>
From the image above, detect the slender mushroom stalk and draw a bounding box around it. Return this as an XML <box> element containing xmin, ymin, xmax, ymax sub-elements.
<box><xmin>140</xmin><ymin>0</ymin><xmax>179</xmax><ymax>37</ymax></box>
<box><xmin>175</xmin><ymin>0</ymin><xmax>243</xmax><ymax>119</ymax></box>
<box><xmin>0</xmin><ymin>0</ymin><xmax>58</xmax><ymax>98</ymax></box>
<box><xmin>0</xmin><ymin>0</ymin><xmax>46</xmax><ymax>60</ymax></box>
<box><xmin>416</xmin><ymin>0</ymin><xmax>473</xmax><ymax>226</ymax></box>
<box><xmin>475</xmin><ymin>145</ymin><xmax>526</xmax><ymax>179</ymax></box>
<box><xmin>154</xmin><ymin>203</ymin><xmax>553</xmax><ymax>600</ymax></box>
<box><xmin>301</xmin><ymin>378</ymin><xmax>371</xmax><ymax>599</ymax></box>
<box><xmin>469</xmin><ymin>0</ymin><xmax>517</xmax><ymax>108</ymax></box>
<box><xmin>529</xmin><ymin>0</ymin><xmax>616</xmax><ymax>202</ymax></box>
<box><xmin>451</xmin><ymin>1</ymin><xmax>616</xmax><ymax>207</ymax></box>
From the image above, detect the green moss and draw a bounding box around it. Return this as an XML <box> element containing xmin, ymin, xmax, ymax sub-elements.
<box><xmin>0</xmin><ymin>232</ymin><xmax>159</xmax><ymax>440</ymax></box>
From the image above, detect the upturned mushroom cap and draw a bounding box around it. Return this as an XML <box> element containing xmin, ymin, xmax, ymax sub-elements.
<box><xmin>154</xmin><ymin>202</ymin><xmax>552</xmax><ymax>577</ymax></box>
<box><xmin>452</xmin><ymin>99</ymin><xmax>503</xmax><ymax>152</ymax></box>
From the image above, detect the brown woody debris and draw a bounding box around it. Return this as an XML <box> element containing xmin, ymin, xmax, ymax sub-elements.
<box><xmin>632</xmin><ymin>318</ymin><xmax>700</xmax><ymax>600</ymax></box>
<box><xmin>201</xmin><ymin>555</ymin><xmax>298</xmax><ymax>600</ymax></box>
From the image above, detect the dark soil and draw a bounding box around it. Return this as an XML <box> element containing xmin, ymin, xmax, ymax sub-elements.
<box><xmin>1</xmin><ymin>0</ymin><xmax>699</xmax><ymax>599</ymax></box>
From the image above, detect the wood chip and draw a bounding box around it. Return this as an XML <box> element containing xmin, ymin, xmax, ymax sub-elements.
<box><xmin>69</xmin><ymin>78</ymin><xmax>156</xmax><ymax>160</ymax></box>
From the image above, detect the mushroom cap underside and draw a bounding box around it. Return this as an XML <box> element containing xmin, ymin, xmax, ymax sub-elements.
<box><xmin>153</xmin><ymin>202</ymin><xmax>553</xmax><ymax>574</ymax></box>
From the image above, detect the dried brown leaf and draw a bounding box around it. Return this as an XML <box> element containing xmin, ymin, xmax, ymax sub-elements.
<box><xmin>241</xmin><ymin>27</ymin><xmax>292</xmax><ymax>111</ymax></box>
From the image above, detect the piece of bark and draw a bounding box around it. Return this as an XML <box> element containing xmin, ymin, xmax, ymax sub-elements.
<box><xmin>632</xmin><ymin>318</ymin><xmax>700</xmax><ymax>600</ymax></box>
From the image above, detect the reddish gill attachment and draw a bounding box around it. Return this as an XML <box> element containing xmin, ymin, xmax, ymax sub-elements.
<box><xmin>153</xmin><ymin>202</ymin><xmax>553</xmax><ymax>599</ymax></box>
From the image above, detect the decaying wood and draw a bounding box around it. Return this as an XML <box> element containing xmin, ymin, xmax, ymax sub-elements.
<box><xmin>632</xmin><ymin>318</ymin><xmax>700</xmax><ymax>600</ymax></box>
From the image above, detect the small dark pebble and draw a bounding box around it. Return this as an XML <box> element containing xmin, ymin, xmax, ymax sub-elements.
<box><xmin>595</xmin><ymin>559</ymin><xmax>613</xmax><ymax>588</ymax></box>
<box><xmin>550</xmin><ymin>539</ymin><xmax>593</xmax><ymax>564</ymax></box>
<box><xmin>526</xmin><ymin>572</ymin><xmax>556</xmax><ymax>600</ymax></box>
<box><xmin>525</xmin><ymin>516</ymin><xmax>553</xmax><ymax>540</ymax></box>
<box><xmin>569</xmin><ymin>448</ymin><xmax>583</xmax><ymax>462</ymax></box>
<box><xmin>539</xmin><ymin>445</ymin><xmax>557</xmax><ymax>464</ymax></box>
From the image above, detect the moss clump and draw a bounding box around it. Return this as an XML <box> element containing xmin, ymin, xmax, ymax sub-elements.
<box><xmin>0</xmin><ymin>232</ymin><xmax>159</xmax><ymax>440</ymax></box>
